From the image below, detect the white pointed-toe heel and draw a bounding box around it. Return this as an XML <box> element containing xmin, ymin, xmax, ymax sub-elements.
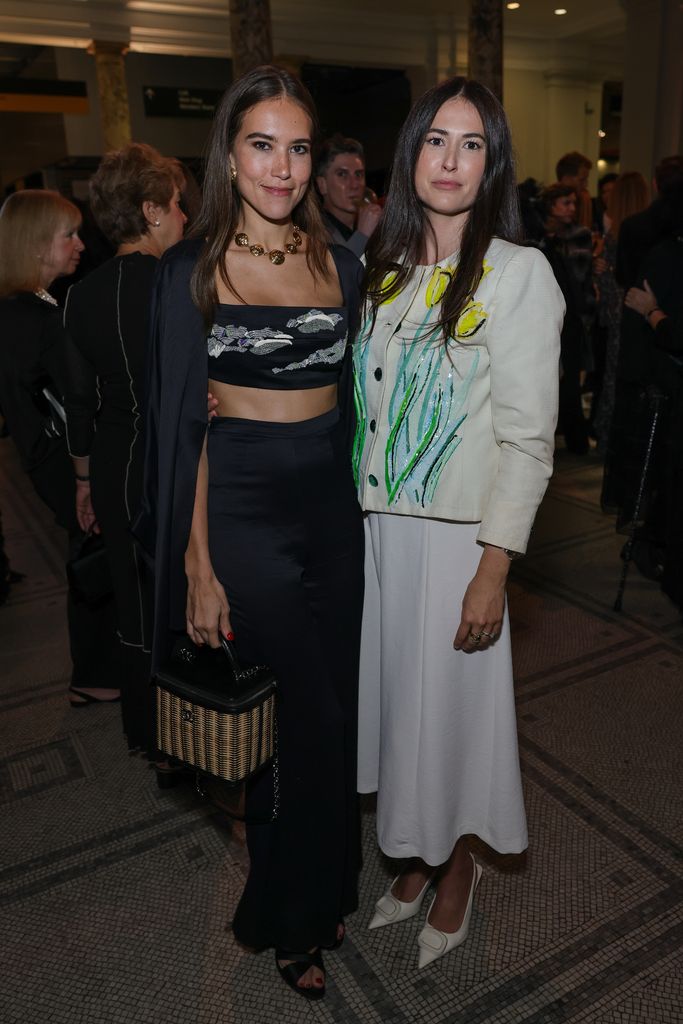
<box><xmin>368</xmin><ymin>873</ymin><xmax>434</xmax><ymax>930</ymax></box>
<box><xmin>417</xmin><ymin>854</ymin><xmax>483</xmax><ymax>968</ymax></box>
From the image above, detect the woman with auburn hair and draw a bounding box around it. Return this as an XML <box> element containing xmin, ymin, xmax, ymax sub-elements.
<box><xmin>355</xmin><ymin>77</ymin><xmax>564</xmax><ymax>967</ymax></box>
<box><xmin>63</xmin><ymin>142</ymin><xmax>187</xmax><ymax>750</ymax></box>
<box><xmin>0</xmin><ymin>189</ymin><xmax>120</xmax><ymax>705</ymax></box>
<box><xmin>135</xmin><ymin>66</ymin><xmax>364</xmax><ymax>998</ymax></box>
<box><xmin>593</xmin><ymin>171</ymin><xmax>649</xmax><ymax>451</ymax></box>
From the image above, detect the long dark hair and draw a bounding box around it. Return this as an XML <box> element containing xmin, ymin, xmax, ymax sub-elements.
<box><xmin>364</xmin><ymin>76</ymin><xmax>522</xmax><ymax>339</ymax></box>
<box><xmin>191</xmin><ymin>65</ymin><xmax>330</xmax><ymax>324</ymax></box>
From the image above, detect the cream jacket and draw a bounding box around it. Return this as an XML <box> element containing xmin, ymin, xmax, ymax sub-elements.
<box><xmin>353</xmin><ymin>237</ymin><xmax>565</xmax><ymax>553</ymax></box>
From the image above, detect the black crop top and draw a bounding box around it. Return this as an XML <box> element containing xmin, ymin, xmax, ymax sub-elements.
<box><xmin>208</xmin><ymin>304</ymin><xmax>348</xmax><ymax>389</ymax></box>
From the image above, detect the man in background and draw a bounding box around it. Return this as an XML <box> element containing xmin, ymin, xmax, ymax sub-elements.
<box><xmin>556</xmin><ymin>150</ymin><xmax>593</xmax><ymax>229</ymax></box>
<box><xmin>315</xmin><ymin>134</ymin><xmax>382</xmax><ymax>257</ymax></box>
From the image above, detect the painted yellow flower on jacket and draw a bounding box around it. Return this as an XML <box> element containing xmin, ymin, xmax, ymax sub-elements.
<box><xmin>455</xmin><ymin>300</ymin><xmax>487</xmax><ymax>338</ymax></box>
<box><xmin>379</xmin><ymin>270</ymin><xmax>400</xmax><ymax>305</ymax></box>
<box><xmin>425</xmin><ymin>265</ymin><xmax>455</xmax><ymax>307</ymax></box>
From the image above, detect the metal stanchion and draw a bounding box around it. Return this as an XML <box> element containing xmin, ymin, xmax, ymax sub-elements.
<box><xmin>614</xmin><ymin>386</ymin><xmax>666</xmax><ymax>612</ymax></box>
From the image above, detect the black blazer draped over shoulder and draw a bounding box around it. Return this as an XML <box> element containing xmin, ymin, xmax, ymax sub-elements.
<box><xmin>133</xmin><ymin>237</ymin><xmax>363</xmax><ymax>669</ymax></box>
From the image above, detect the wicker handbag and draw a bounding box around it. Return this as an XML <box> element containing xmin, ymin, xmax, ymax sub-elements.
<box><xmin>155</xmin><ymin>635</ymin><xmax>277</xmax><ymax>786</ymax></box>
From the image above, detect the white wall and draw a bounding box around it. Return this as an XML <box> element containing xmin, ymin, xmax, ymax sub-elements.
<box><xmin>504</xmin><ymin>68</ymin><xmax>548</xmax><ymax>185</ymax></box>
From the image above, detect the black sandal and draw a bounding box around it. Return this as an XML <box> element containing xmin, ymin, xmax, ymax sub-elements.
<box><xmin>275</xmin><ymin>947</ymin><xmax>325</xmax><ymax>1000</ymax></box>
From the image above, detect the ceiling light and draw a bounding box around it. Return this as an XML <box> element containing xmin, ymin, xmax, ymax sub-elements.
<box><xmin>598</xmin><ymin>129</ymin><xmax>606</xmax><ymax>138</ymax></box>
<box><xmin>506</xmin><ymin>2</ymin><xmax>521</xmax><ymax>9</ymax></box>
<box><xmin>554</xmin><ymin>8</ymin><xmax>568</xmax><ymax>13</ymax></box>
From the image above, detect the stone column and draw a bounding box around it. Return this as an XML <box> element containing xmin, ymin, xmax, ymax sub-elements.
<box><xmin>87</xmin><ymin>41</ymin><xmax>131</xmax><ymax>152</ymax></box>
<box><xmin>229</xmin><ymin>0</ymin><xmax>273</xmax><ymax>78</ymax></box>
<box><xmin>468</xmin><ymin>0</ymin><xmax>503</xmax><ymax>100</ymax></box>
<box><xmin>620</xmin><ymin>0</ymin><xmax>683</xmax><ymax>181</ymax></box>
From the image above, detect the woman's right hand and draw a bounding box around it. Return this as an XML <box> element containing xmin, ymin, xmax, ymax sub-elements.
<box><xmin>75</xmin><ymin>480</ymin><xmax>100</xmax><ymax>534</ymax></box>
<box><xmin>185</xmin><ymin>570</ymin><xmax>232</xmax><ymax>648</ymax></box>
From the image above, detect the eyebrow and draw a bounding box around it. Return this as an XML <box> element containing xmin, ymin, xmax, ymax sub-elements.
<box><xmin>427</xmin><ymin>128</ymin><xmax>486</xmax><ymax>141</ymax></box>
<box><xmin>245</xmin><ymin>132</ymin><xmax>311</xmax><ymax>144</ymax></box>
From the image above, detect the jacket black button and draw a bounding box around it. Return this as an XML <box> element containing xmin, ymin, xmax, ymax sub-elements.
<box><xmin>368</xmin><ymin>474</ymin><xmax>378</xmax><ymax>487</ymax></box>
<box><xmin>374</xmin><ymin>367</ymin><xmax>382</xmax><ymax>381</ymax></box>
<box><xmin>370</xmin><ymin>419</ymin><xmax>376</xmax><ymax>432</ymax></box>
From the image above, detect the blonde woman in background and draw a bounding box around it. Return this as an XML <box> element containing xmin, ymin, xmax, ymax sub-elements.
<box><xmin>0</xmin><ymin>190</ymin><xmax>119</xmax><ymax>705</ymax></box>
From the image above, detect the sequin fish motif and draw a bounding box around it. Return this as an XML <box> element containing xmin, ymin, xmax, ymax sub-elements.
<box><xmin>272</xmin><ymin>337</ymin><xmax>346</xmax><ymax>374</ymax></box>
<box><xmin>208</xmin><ymin>324</ymin><xmax>293</xmax><ymax>357</ymax></box>
<box><xmin>285</xmin><ymin>309</ymin><xmax>344</xmax><ymax>334</ymax></box>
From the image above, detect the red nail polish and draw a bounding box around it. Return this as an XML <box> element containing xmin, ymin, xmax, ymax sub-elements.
<box><xmin>226</xmin><ymin>632</ymin><xmax>235</xmax><ymax>641</ymax></box>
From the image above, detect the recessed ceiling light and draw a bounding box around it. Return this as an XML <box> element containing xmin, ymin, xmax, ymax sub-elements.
<box><xmin>598</xmin><ymin>129</ymin><xmax>606</xmax><ymax>138</ymax></box>
<box><xmin>554</xmin><ymin>7</ymin><xmax>568</xmax><ymax>13</ymax></box>
<box><xmin>507</xmin><ymin>2</ymin><xmax>521</xmax><ymax>9</ymax></box>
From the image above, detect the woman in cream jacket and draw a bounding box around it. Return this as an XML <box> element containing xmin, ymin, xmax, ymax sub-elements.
<box><xmin>355</xmin><ymin>76</ymin><xmax>564</xmax><ymax>969</ymax></box>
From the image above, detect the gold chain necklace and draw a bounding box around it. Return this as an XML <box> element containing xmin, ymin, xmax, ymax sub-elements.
<box><xmin>234</xmin><ymin>226</ymin><xmax>302</xmax><ymax>266</ymax></box>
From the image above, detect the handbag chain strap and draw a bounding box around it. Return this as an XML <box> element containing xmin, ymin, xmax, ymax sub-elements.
<box><xmin>195</xmin><ymin>717</ymin><xmax>279</xmax><ymax>823</ymax></box>
<box><xmin>270</xmin><ymin>718</ymin><xmax>280</xmax><ymax>821</ymax></box>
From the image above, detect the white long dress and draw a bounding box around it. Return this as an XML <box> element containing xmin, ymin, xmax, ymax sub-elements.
<box><xmin>357</xmin><ymin>513</ymin><xmax>528</xmax><ymax>865</ymax></box>
<box><xmin>354</xmin><ymin>241</ymin><xmax>563</xmax><ymax>866</ymax></box>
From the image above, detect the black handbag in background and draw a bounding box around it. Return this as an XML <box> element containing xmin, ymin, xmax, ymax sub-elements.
<box><xmin>66</xmin><ymin>531</ymin><xmax>113</xmax><ymax>604</ymax></box>
<box><xmin>155</xmin><ymin>635</ymin><xmax>277</xmax><ymax>795</ymax></box>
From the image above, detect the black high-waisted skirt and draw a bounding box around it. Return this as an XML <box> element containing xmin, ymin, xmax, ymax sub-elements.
<box><xmin>206</xmin><ymin>407</ymin><xmax>364</xmax><ymax>951</ymax></box>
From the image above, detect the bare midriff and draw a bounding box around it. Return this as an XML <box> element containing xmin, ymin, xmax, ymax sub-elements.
<box><xmin>208</xmin><ymin>379</ymin><xmax>338</xmax><ymax>422</ymax></box>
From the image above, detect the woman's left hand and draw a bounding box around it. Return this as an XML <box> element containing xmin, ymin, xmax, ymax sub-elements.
<box><xmin>624</xmin><ymin>279</ymin><xmax>657</xmax><ymax>317</ymax></box>
<box><xmin>453</xmin><ymin>547</ymin><xmax>509</xmax><ymax>652</ymax></box>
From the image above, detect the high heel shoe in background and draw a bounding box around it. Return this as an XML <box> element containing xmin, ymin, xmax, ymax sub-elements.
<box><xmin>368</xmin><ymin>873</ymin><xmax>433</xmax><ymax>930</ymax></box>
<box><xmin>417</xmin><ymin>854</ymin><xmax>482</xmax><ymax>968</ymax></box>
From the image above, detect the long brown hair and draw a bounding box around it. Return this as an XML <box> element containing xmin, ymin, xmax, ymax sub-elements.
<box><xmin>0</xmin><ymin>190</ymin><xmax>81</xmax><ymax>299</ymax></box>
<box><xmin>363</xmin><ymin>76</ymin><xmax>522</xmax><ymax>340</ymax></box>
<box><xmin>191</xmin><ymin>65</ymin><xmax>330</xmax><ymax>325</ymax></box>
<box><xmin>606</xmin><ymin>172</ymin><xmax>649</xmax><ymax>239</ymax></box>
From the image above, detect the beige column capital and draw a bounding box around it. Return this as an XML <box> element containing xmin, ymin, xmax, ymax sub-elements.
<box><xmin>87</xmin><ymin>38</ymin><xmax>132</xmax><ymax>153</ymax></box>
<box><xmin>86</xmin><ymin>40</ymin><xmax>130</xmax><ymax>59</ymax></box>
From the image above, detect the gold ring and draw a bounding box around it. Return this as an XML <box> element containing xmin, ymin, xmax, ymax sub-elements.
<box><xmin>481</xmin><ymin>630</ymin><xmax>495</xmax><ymax>639</ymax></box>
<box><xmin>469</xmin><ymin>631</ymin><xmax>482</xmax><ymax>644</ymax></box>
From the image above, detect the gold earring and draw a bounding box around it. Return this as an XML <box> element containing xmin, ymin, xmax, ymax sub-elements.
<box><xmin>230</xmin><ymin>166</ymin><xmax>237</xmax><ymax>184</ymax></box>
<box><xmin>153</xmin><ymin>220</ymin><xmax>161</xmax><ymax>227</ymax></box>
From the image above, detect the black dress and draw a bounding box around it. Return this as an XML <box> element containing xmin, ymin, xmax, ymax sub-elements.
<box><xmin>136</xmin><ymin>239</ymin><xmax>365</xmax><ymax>952</ymax></box>
<box><xmin>63</xmin><ymin>254</ymin><xmax>156</xmax><ymax>749</ymax></box>
<box><xmin>0</xmin><ymin>292</ymin><xmax>118</xmax><ymax>688</ymax></box>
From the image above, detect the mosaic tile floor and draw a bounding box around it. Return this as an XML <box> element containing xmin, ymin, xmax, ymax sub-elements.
<box><xmin>1</xmin><ymin>442</ymin><xmax>681</xmax><ymax>1024</ymax></box>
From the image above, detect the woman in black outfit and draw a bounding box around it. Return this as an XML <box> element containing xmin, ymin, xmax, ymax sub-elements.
<box><xmin>136</xmin><ymin>66</ymin><xmax>364</xmax><ymax>999</ymax></box>
<box><xmin>63</xmin><ymin>143</ymin><xmax>186</xmax><ymax>753</ymax></box>
<box><xmin>0</xmin><ymin>190</ymin><xmax>119</xmax><ymax>703</ymax></box>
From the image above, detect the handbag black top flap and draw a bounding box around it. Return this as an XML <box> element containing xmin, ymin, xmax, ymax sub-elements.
<box><xmin>156</xmin><ymin>637</ymin><xmax>276</xmax><ymax>714</ymax></box>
